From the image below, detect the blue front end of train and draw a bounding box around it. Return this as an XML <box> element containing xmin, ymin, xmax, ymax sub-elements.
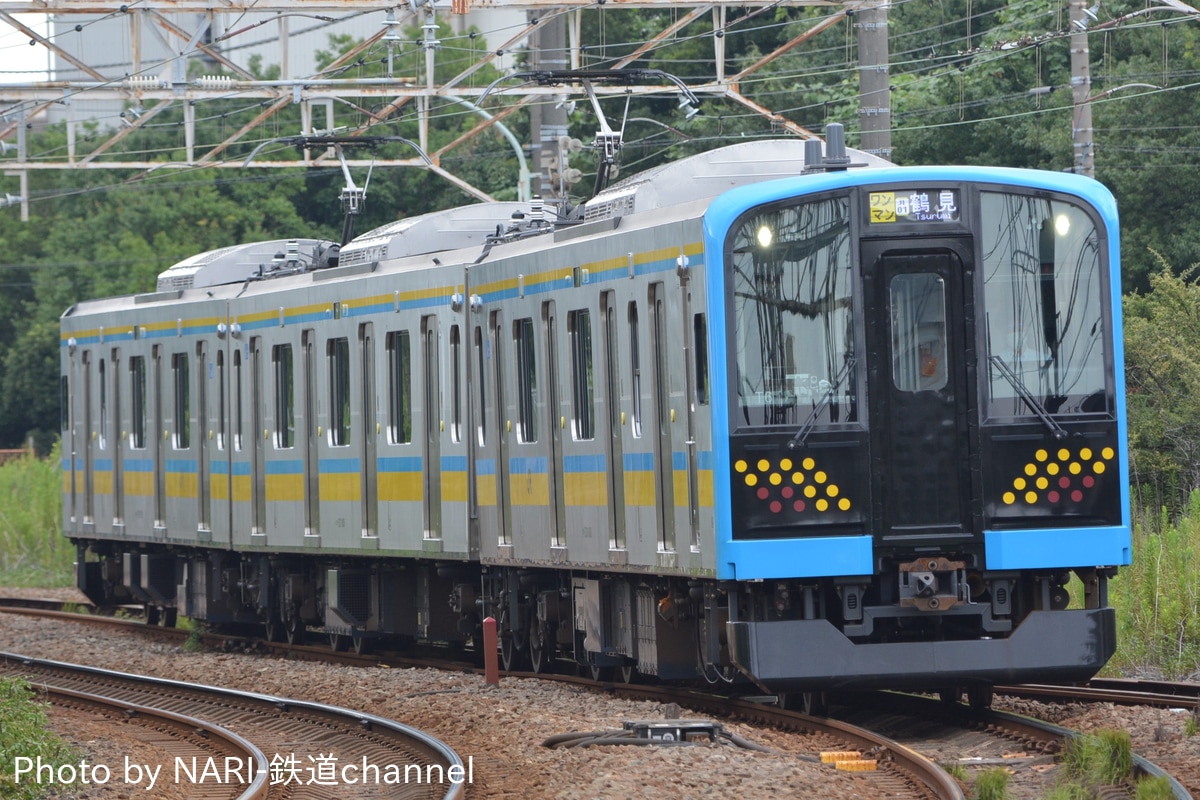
<box><xmin>706</xmin><ymin>166</ymin><xmax>1130</xmax><ymax>690</ymax></box>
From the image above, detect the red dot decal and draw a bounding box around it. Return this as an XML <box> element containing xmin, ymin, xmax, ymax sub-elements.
<box><xmin>757</xmin><ymin>488</ymin><xmax>769</xmax><ymax>500</ymax></box>
<box><xmin>769</xmin><ymin>500</ymin><xmax>782</xmax><ymax>513</ymax></box>
<box><xmin>1071</xmin><ymin>490</ymin><xmax>1084</xmax><ymax>503</ymax></box>
<box><xmin>793</xmin><ymin>500</ymin><xmax>806</xmax><ymax>512</ymax></box>
<box><xmin>1048</xmin><ymin>491</ymin><xmax>1060</xmax><ymax>503</ymax></box>
<box><xmin>1059</xmin><ymin>477</ymin><xmax>1071</xmax><ymax>489</ymax></box>
<box><xmin>781</xmin><ymin>486</ymin><xmax>794</xmax><ymax>499</ymax></box>
<box><xmin>1082</xmin><ymin>476</ymin><xmax>1095</xmax><ymax>488</ymax></box>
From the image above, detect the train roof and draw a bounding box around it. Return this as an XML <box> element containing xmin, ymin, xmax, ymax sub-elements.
<box><xmin>580</xmin><ymin>138</ymin><xmax>893</xmax><ymax>221</ymax></box>
<box><xmin>337</xmin><ymin>201</ymin><xmax>543</xmax><ymax>270</ymax></box>
<box><xmin>156</xmin><ymin>238</ymin><xmax>337</xmax><ymax>291</ymax></box>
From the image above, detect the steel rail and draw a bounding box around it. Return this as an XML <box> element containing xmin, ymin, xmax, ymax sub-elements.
<box><xmin>0</xmin><ymin>651</ymin><xmax>467</xmax><ymax>800</ymax></box>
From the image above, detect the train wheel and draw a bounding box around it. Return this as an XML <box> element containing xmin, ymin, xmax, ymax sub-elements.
<box><xmin>160</xmin><ymin>607</ymin><xmax>177</xmax><ymax>629</ymax></box>
<box><xmin>263</xmin><ymin>615</ymin><xmax>283</xmax><ymax>643</ymax></box>
<box><xmin>938</xmin><ymin>687</ymin><xmax>961</xmax><ymax>706</ymax></box>
<box><xmin>500</xmin><ymin>633</ymin><xmax>522</xmax><ymax>672</ymax></box>
<box><xmin>145</xmin><ymin>605</ymin><xmax>160</xmax><ymax>626</ymax></box>
<box><xmin>588</xmin><ymin>663</ymin><xmax>613</xmax><ymax>682</ymax></box>
<box><xmin>801</xmin><ymin>692</ymin><xmax>828</xmax><ymax>716</ymax></box>
<box><xmin>618</xmin><ymin>665</ymin><xmax>635</xmax><ymax>684</ymax></box>
<box><xmin>329</xmin><ymin>633</ymin><xmax>348</xmax><ymax>652</ymax></box>
<box><xmin>351</xmin><ymin>635</ymin><xmax>371</xmax><ymax>655</ymax></box>
<box><xmin>968</xmin><ymin>685</ymin><xmax>994</xmax><ymax>711</ymax></box>
<box><xmin>528</xmin><ymin>627</ymin><xmax>550</xmax><ymax>674</ymax></box>
<box><xmin>284</xmin><ymin>617</ymin><xmax>303</xmax><ymax>646</ymax></box>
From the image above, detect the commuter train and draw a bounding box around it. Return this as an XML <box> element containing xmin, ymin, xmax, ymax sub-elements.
<box><xmin>60</xmin><ymin>128</ymin><xmax>1130</xmax><ymax>705</ymax></box>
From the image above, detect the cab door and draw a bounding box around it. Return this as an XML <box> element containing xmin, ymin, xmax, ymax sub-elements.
<box><xmin>862</xmin><ymin>238</ymin><xmax>976</xmax><ymax>542</ymax></box>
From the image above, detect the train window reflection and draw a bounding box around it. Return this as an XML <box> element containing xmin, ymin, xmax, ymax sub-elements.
<box><xmin>172</xmin><ymin>353</ymin><xmax>190</xmax><ymax>450</ymax></box>
<box><xmin>515</xmin><ymin>318</ymin><xmax>538</xmax><ymax>443</ymax></box>
<box><xmin>729</xmin><ymin>196</ymin><xmax>856</xmax><ymax>427</ymax></box>
<box><xmin>329</xmin><ymin>338</ymin><xmax>351</xmax><ymax>446</ymax></box>
<box><xmin>981</xmin><ymin>192</ymin><xmax>1109</xmax><ymax>418</ymax></box>
<box><xmin>890</xmin><ymin>274</ymin><xmax>948</xmax><ymax>392</ymax></box>
<box><xmin>272</xmin><ymin>345</ymin><xmax>294</xmax><ymax>449</ymax></box>
<box><xmin>569</xmin><ymin>309</ymin><xmax>595</xmax><ymax>441</ymax></box>
<box><xmin>386</xmin><ymin>331</ymin><xmax>412</xmax><ymax>445</ymax></box>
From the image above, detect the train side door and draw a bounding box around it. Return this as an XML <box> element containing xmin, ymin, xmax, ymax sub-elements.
<box><xmin>491</xmin><ymin>311</ymin><xmax>512</xmax><ymax>546</ymax></box>
<box><xmin>303</xmin><ymin>330</ymin><xmax>319</xmax><ymax>536</ymax></box>
<box><xmin>196</xmin><ymin>341</ymin><xmax>211</xmax><ymax>533</ymax></box>
<box><xmin>601</xmin><ymin>292</ymin><xmax>627</xmax><ymax>552</ymax></box>
<box><xmin>862</xmin><ymin>238</ymin><xmax>975</xmax><ymax>541</ymax></box>
<box><xmin>81</xmin><ymin>350</ymin><xmax>95</xmax><ymax>526</ymax></box>
<box><xmin>152</xmin><ymin>345</ymin><xmax>166</xmax><ymax>534</ymax></box>
<box><xmin>250</xmin><ymin>337</ymin><xmax>266</xmax><ymax>535</ymax></box>
<box><xmin>649</xmin><ymin>283</ymin><xmax>676</xmax><ymax>553</ymax></box>
<box><xmin>360</xmin><ymin>322</ymin><xmax>378</xmax><ymax>539</ymax></box>
<box><xmin>543</xmin><ymin>301</ymin><xmax>566</xmax><ymax>548</ymax></box>
<box><xmin>422</xmin><ymin>316</ymin><xmax>442</xmax><ymax>540</ymax></box>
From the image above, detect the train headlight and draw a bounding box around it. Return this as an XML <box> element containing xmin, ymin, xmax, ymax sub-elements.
<box><xmin>756</xmin><ymin>224</ymin><xmax>773</xmax><ymax>248</ymax></box>
<box><xmin>1055</xmin><ymin>213</ymin><xmax>1070</xmax><ymax>237</ymax></box>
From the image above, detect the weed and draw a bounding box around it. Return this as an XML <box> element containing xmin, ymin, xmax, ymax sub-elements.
<box><xmin>940</xmin><ymin>761</ymin><xmax>969</xmax><ymax>783</ymax></box>
<box><xmin>1135</xmin><ymin>776</ymin><xmax>1175</xmax><ymax>800</ymax></box>
<box><xmin>183</xmin><ymin>618</ymin><xmax>204</xmax><ymax>653</ymax></box>
<box><xmin>1062</xmin><ymin>729</ymin><xmax>1133</xmax><ymax>786</ymax></box>
<box><xmin>0</xmin><ymin>676</ymin><xmax>77</xmax><ymax>800</ymax></box>
<box><xmin>973</xmin><ymin>767</ymin><xmax>1010</xmax><ymax>800</ymax></box>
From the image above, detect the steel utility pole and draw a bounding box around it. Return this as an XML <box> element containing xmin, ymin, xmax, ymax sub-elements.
<box><xmin>1069</xmin><ymin>0</ymin><xmax>1095</xmax><ymax>177</ymax></box>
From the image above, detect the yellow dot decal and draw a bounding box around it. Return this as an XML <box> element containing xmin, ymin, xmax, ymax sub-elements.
<box><xmin>792</xmin><ymin>472</ymin><xmax>805</xmax><ymax>484</ymax></box>
<box><xmin>816</xmin><ymin>498</ymin><xmax>829</xmax><ymax>512</ymax></box>
<box><xmin>802</xmin><ymin>457</ymin><xmax>815</xmax><ymax>470</ymax></box>
<box><xmin>1036</xmin><ymin>477</ymin><xmax>1049</xmax><ymax>490</ymax></box>
<box><xmin>804</xmin><ymin>485</ymin><xmax>817</xmax><ymax>498</ymax></box>
<box><xmin>838</xmin><ymin>498</ymin><xmax>851</xmax><ymax>511</ymax></box>
<box><xmin>780</xmin><ymin>458</ymin><xmax>793</xmax><ymax>471</ymax></box>
<box><xmin>1003</xmin><ymin>491</ymin><xmax>1016</xmax><ymax>505</ymax></box>
<box><xmin>1035</xmin><ymin>449</ymin><xmax>1048</xmax><ymax>462</ymax></box>
<box><xmin>1058</xmin><ymin>448</ymin><xmax>1071</xmax><ymax>461</ymax></box>
<box><xmin>1024</xmin><ymin>463</ymin><xmax>1037</xmax><ymax>476</ymax></box>
<box><xmin>1014</xmin><ymin>477</ymin><xmax>1027</xmax><ymax>490</ymax></box>
<box><xmin>757</xmin><ymin>459</ymin><xmax>770</xmax><ymax>472</ymax></box>
<box><xmin>1025</xmin><ymin>491</ymin><xmax>1038</xmax><ymax>504</ymax></box>
<box><xmin>735</xmin><ymin>460</ymin><xmax>748</xmax><ymax>473</ymax></box>
<box><xmin>1080</xmin><ymin>447</ymin><xmax>1093</xmax><ymax>460</ymax></box>
<box><xmin>814</xmin><ymin>471</ymin><xmax>827</xmax><ymax>484</ymax></box>
<box><xmin>1047</xmin><ymin>463</ymin><xmax>1060</xmax><ymax>476</ymax></box>
<box><xmin>745</xmin><ymin>474</ymin><xmax>758</xmax><ymax>487</ymax></box>
<box><xmin>1069</xmin><ymin>462</ymin><xmax>1082</xmax><ymax>475</ymax></box>
<box><xmin>827</xmin><ymin>484</ymin><xmax>839</xmax><ymax>497</ymax></box>
<box><xmin>1094</xmin><ymin>461</ymin><xmax>1106</xmax><ymax>474</ymax></box>
<box><xmin>1102</xmin><ymin>447</ymin><xmax>1114</xmax><ymax>460</ymax></box>
<box><xmin>769</xmin><ymin>473</ymin><xmax>782</xmax><ymax>486</ymax></box>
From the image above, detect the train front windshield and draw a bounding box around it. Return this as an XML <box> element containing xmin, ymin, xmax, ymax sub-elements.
<box><xmin>728</xmin><ymin>187</ymin><xmax>1111</xmax><ymax>432</ymax></box>
<box><xmin>730</xmin><ymin>195</ymin><xmax>858</xmax><ymax>429</ymax></box>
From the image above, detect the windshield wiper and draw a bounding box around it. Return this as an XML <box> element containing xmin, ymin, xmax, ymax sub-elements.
<box><xmin>787</xmin><ymin>358</ymin><xmax>856</xmax><ymax>451</ymax></box>
<box><xmin>988</xmin><ymin>355</ymin><xmax>1067</xmax><ymax>440</ymax></box>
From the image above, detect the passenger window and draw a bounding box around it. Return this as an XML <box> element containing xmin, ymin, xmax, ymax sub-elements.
<box><xmin>450</xmin><ymin>325</ymin><xmax>463</xmax><ymax>444</ymax></box>
<box><xmin>515</xmin><ymin>318</ymin><xmax>538</xmax><ymax>443</ymax></box>
<box><xmin>474</xmin><ymin>326</ymin><xmax>487</xmax><ymax>446</ymax></box>
<box><xmin>130</xmin><ymin>356</ymin><xmax>146</xmax><ymax>449</ymax></box>
<box><xmin>890</xmin><ymin>273</ymin><xmax>948</xmax><ymax>392</ymax></box>
<box><xmin>329</xmin><ymin>337</ymin><xmax>351</xmax><ymax>446</ymax></box>
<box><xmin>273</xmin><ymin>344</ymin><xmax>295</xmax><ymax>448</ymax></box>
<box><xmin>98</xmin><ymin>358</ymin><xmax>107</xmax><ymax>450</ymax></box>
<box><xmin>172</xmin><ymin>352</ymin><xmax>191</xmax><ymax>449</ymax></box>
<box><xmin>232</xmin><ymin>350</ymin><xmax>243</xmax><ymax>452</ymax></box>
<box><xmin>629</xmin><ymin>303</ymin><xmax>642</xmax><ymax>438</ymax></box>
<box><xmin>694</xmin><ymin>313</ymin><xmax>709</xmax><ymax>406</ymax></box>
<box><xmin>568</xmin><ymin>309</ymin><xmax>595</xmax><ymax>440</ymax></box>
<box><xmin>386</xmin><ymin>331</ymin><xmax>411</xmax><ymax>444</ymax></box>
<box><xmin>216</xmin><ymin>351</ymin><xmax>226</xmax><ymax>451</ymax></box>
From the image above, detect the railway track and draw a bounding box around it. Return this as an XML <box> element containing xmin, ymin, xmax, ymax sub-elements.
<box><xmin>4</xmin><ymin>596</ymin><xmax>1198</xmax><ymax>799</ymax></box>
<box><xmin>0</xmin><ymin>651</ymin><xmax>467</xmax><ymax>800</ymax></box>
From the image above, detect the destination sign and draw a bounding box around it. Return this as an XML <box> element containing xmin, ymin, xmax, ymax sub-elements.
<box><xmin>869</xmin><ymin>189</ymin><xmax>960</xmax><ymax>224</ymax></box>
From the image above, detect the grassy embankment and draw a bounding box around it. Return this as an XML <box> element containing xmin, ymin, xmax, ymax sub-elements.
<box><xmin>1</xmin><ymin>447</ymin><xmax>1198</xmax><ymax>678</ymax></box>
